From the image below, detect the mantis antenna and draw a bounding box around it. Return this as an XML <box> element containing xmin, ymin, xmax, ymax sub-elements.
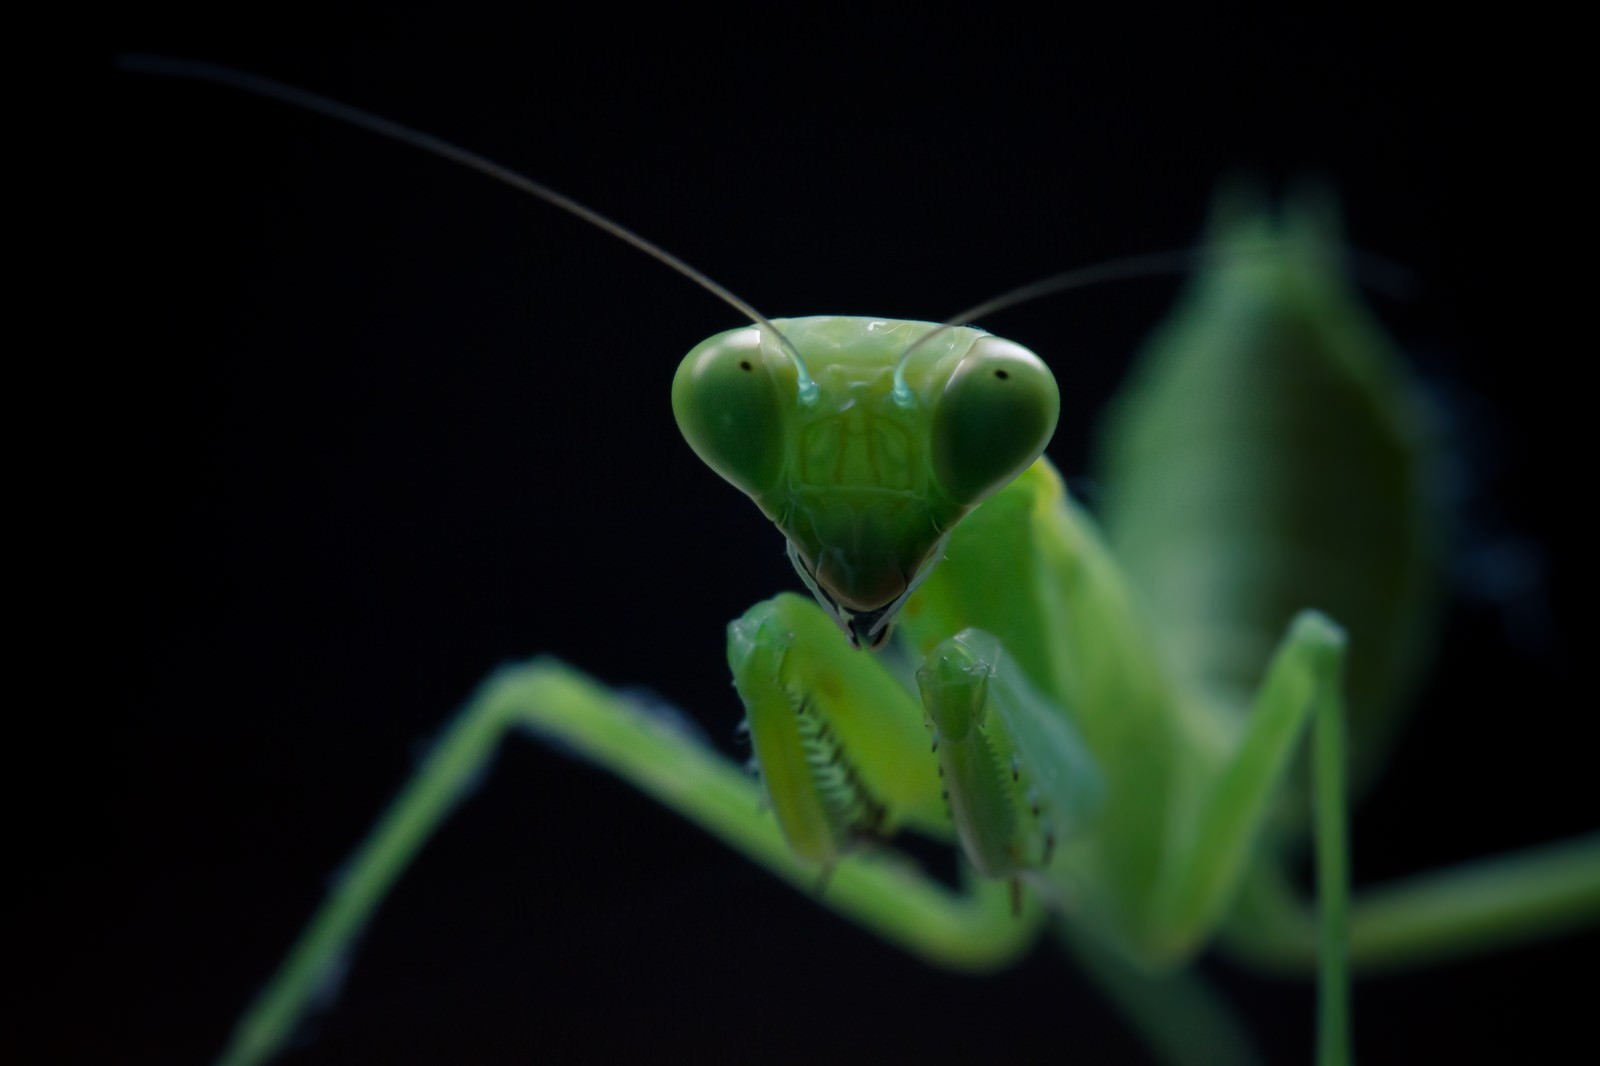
<box><xmin>890</xmin><ymin>223</ymin><xmax>1414</xmax><ymax>403</ymax></box>
<box><xmin>889</xmin><ymin>250</ymin><xmax>1236</xmax><ymax>403</ymax></box>
<box><xmin>114</xmin><ymin>54</ymin><xmax>819</xmax><ymax>398</ymax></box>
<box><xmin>122</xmin><ymin>55</ymin><xmax>1405</xmax><ymax>422</ymax></box>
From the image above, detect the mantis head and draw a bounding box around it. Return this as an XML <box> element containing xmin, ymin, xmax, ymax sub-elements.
<box><xmin>674</xmin><ymin>316</ymin><xmax>1059</xmax><ymax>649</ymax></box>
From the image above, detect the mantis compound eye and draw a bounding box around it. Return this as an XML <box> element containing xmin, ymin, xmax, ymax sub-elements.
<box><xmin>930</xmin><ymin>336</ymin><xmax>1060</xmax><ymax>505</ymax></box>
<box><xmin>672</xmin><ymin>327</ymin><xmax>789</xmax><ymax>501</ymax></box>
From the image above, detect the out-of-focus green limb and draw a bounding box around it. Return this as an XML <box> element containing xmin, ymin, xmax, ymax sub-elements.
<box><xmin>217</xmin><ymin>658</ymin><xmax>1040</xmax><ymax>1066</ymax></box>
<box><xmin>1141</xmin><ymin>610</ymin><xmax>1349</xmax><ymax>1065</ymax></box>
<box><xmin>1224</xmin><ymin>831</ymin><xmax>1600</xmax><ymax>974</ymax></box>
<box><xmin>1057</xmin><ymin>921</ymin><xmax>1264</xmax><ymax>1066</ymax></box>
<box><xmin>1149</xmin><ymin>611</ymin><xmax>1348</xmax><ymax>963</ymax></box>
<box><xmin>1313</xmin><ymin>618</ymin><xmax>1350</xmax><ymax>1066</ymax></box>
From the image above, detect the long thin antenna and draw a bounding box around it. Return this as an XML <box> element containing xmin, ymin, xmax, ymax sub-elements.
<box><xmin>890</xmin><ymin>250</ymin><xmax>1222</xmax><ymax>393</ymax></box>
<box><xmin>893</xmin><ymin>241</ymin><xmax>1413</xmax><ymax>380</ymax></box>
<box><xmin>944</xmin><ymin>243</ymin><xmax>1410</xmax><ymax>327</ymax></box>
<box><xmin>943</xmin><ymin>249</ymin><xmax>1231</xmax><ymax>330</ymax></box>
<box><xmin>116</xmin><ymin>55</ymin><xmax>813</xmax><ymax>377</ymax></box>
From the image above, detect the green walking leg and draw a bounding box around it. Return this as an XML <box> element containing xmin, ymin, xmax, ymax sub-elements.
<box><xmin>215</xmin><ymin>659</ymin><xmax>1038</xmax><ymax>1066</ymax></box>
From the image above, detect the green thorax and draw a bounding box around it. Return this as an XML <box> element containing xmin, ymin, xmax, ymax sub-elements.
<box><xmin>674</xmin><ymin>316</ymin><xmax>1059</xmax><ymax>647</ymax></box>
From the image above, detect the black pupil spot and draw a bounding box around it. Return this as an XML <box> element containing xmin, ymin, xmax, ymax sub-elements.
<box><xmin>994</xmin><ymin>369</ymin><xmax>1009</xmax><ymax>380</ymax></box>
<box><xmin>739</xmin><ymin>360</ymin><xmax>753</xmax><ymax>371</ymax></box>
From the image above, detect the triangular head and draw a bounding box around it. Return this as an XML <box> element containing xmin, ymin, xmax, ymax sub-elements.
<box><xmin>673</xmin><ymin>316</ymin><xmax>1059</xmax><ymax>648</ymax></box>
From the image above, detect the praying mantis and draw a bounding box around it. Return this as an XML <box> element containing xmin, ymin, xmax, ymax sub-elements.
<box><xmin>118</xmin><ymin>35</ymin><xmax>1600</xmax><ymax>1062</ymax></box>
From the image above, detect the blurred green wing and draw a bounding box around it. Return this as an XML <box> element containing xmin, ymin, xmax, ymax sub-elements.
<box><xmin>1094</xmin><ymin>190</ymin><xmax>1441</xmax><ymax>788</ymax></box>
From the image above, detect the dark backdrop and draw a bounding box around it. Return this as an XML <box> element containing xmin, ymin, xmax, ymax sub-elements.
<box><xmin>96</xmin><ymin>9</ymin><xmax>1591</xmax><ymax>1065</ymax></box>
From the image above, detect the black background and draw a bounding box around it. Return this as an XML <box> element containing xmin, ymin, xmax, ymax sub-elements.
<box><xmin>92</xmin><ymin>8</ymin><xmax>1592</xmax><ymax>1065</ymax></box>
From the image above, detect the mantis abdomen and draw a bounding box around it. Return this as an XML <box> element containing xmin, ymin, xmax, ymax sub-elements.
<box><xmin>1096</xmin><ymin>200</ymin><xmax>1440</xmax><ymax>789</ymax></box>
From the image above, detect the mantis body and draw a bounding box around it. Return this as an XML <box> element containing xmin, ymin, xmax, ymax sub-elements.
<box><xmin>118</xmin><ymin>54</ymin><xmax>1600</xmax><ymax>1066</ymax></box>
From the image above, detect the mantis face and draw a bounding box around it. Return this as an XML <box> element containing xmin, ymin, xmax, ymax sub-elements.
<box><xmin>673</xmin><ymin>315</ymin><xmax>1060</xmax><ymax>648</ymax></box>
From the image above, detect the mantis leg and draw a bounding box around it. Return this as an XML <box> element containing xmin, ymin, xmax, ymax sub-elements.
<box><xmin>902</xmin><ymin>601</ymin><xmax>1310</xmax><ymax>1066</ymax></box>
<box><xmin>910</xmin><ymin>612</ymin><xmax>1274</xmax><ymax>1066</ymax></box>
<box><xmin>1148</xmin><ymin>610</ymin><xmax>1352</xmax><ymax>1066</ymax></box>
<box><xmin>217</xmin><ymin>656</ymin><xmax>1036</xmax><ymax>1066</ymax></box>
<box><xmin>1223</xmin><ymin>821</ymin><xmax>1600</xmax><ymax>975</ymax></box>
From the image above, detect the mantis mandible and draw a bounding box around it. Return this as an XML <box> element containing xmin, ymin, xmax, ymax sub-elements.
<box><xmin>118</xmin><ymin>55</ymin><xmax>1600</xmax><ymax>1066</ymax></box>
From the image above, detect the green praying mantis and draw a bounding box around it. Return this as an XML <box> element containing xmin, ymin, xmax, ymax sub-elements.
<box><xmin>121</xmin><ymin>58</ymin><xmax>1600</xmax><ymax>1066</ymax></box>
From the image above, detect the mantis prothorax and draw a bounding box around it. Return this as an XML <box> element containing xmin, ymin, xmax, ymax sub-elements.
<box><xmin>122</xmin><ymin>57</ymin><xmax>1600</xmax><ymax>1066</ymax></box>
